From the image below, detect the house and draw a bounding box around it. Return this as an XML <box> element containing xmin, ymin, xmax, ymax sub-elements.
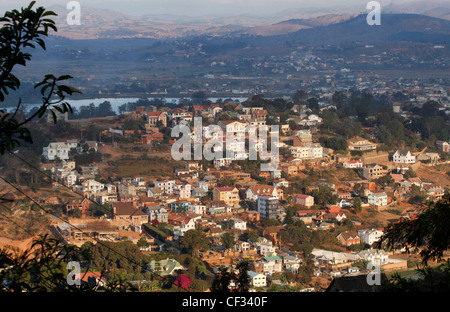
<box><xmin>336</xmin><ymin>230</ymin><xmax>360</xmax><ymax>247</ymax></box>
<box><xmin>422</xmin><ymin>184</ymin><xmax>445</xmax><ymax>201</ymax></box>
<box><xmin>347</xmin><ymin>136</ymin><xmax>377</xmax><ymax>151</ymax></box>
<box><xmin>63</xmin><ymin>171</ymin><xmax>79</xmax><ymax>187</ymax></box>
<box><xmin>218</xmin><ymin>120</ymin><xmax>247</xmax><ymax>135</ymax></box>
<box><xmin>357</xmin><ymin>249</ymin><xmax>389</xmax><ymax>265</ymax></box>
<box><xmin>416</xmin><ymin>152</ymin><xmax>440</xmax><ymax>165</ymax></box>
<box><xmin>436</xmin><ymin>140</ymin><xmax>449</xmax><ymax>153</ymax></box>
<box><xmin>146</xmin><ymin>258</ymin><xmax>184</xmax><ymax>276</ymax></box>
<box><xmin>146</xmin><ymin>111</ymin><xmax>167</xmax><ymax>127</ymax></box>
<box><xmin>187</xmin><ymin>204</ymin><xmax>207</xmax><ymax>215</ymax></box>
<box><xmin>325</xmin><ymin>211</ymin><xmax>347</xmax><ymax>223</ymax></box>
<box><xmin>272</xmin><ymin>179</ymin><xmax>289</xmax><ymax>189</ymax></box>
<box><xmin>228</xmin><ymin>217</ymin><xmax>247</xmax><ymax>231</ymax></box>
<box><xmin>248</xmin><ymin>271</ymin><xmax>267</xmax><ymax>288</ymax></box>
<box><xmin>154</xmin><ymin>180</ymin><xmax>176</xmax><ymax>194</ymax></box>
<box><xmin>172</xmin><ymin>214</ymin><xmax>202</xmax><ymax>240</ymax></box>
<box><xmin>358</xmin><ymin>229</ymin><xmax>384</xmax><ymax>246</ymax></box>
<box><xmin>212</xmin><ymin>187</ymin><xmax>240</xmax><ymax>207</ymax></box>
<box><xmin>173</xmin><ymin>182</ymin><xmax>192</xmax><ymax>199</ymax></box>
<box><xmin>240</xmin><ymin>211</ymin><xmax>260</xmax><ymax>222</ymax></box>
<box><xmin>255</xmin><ymin>238</ymin><xmax>276</xmax><ymax>257</ymax></box>
<box><xmin>359</xmin><ymin>164</ymin><xmax>384</xmax><ymax>180</ymax></box>
<box><xmin>283</xmin><ymin>254</ymin><xmax>302</xmax><ymax>273</ymax></box>
<box><xmin>292</xmin><ymin>194</ymin><xmax>314</xmax><ymax>208</ymax></box>
<box><xmin>147</xmin><ymin>187</ymin><xmax>163</xmax><ymax>199</ymax></box>
<box><xmin>146</xmin><ymin>205</ymin><xmax>169</xmax><ymax>224</ymax></box>
<box><xmin>66</xmin><ymin>198</ymin><xmax>90</xmax><ymax>217</ymax></box>
<box><xmin>343</xmin><ymin>160</ymin><xmax>363</xmax><ymax>168</ymax></box>
<box><xmin>257</xmin><ymin>195</ymin><xmax>280</xmax><ymax>219</ymax></box>
<box><xmin>42</xmin><ymin>142</ymin><xmax>70</xmax><ymax>161</ymax></box>
<box><xmin>111</xmin><ymin>201</ymin><xmax>148</xmax><ymax>226</ymax></box>
<box><xmin>368</xmin><ymin>192</ymin><xmax>388</xmax><ymax>208</ymax></box>
<box><xmin>392</xmin><ymin>150</ymin><xmax>416</xmax><ymax>164</ymax></box>
<box><xmin>261</xmin><ymin>255</ymin><xmax>283</xmax><ymax>275</ymax></box>
<box><xmin>117</xmin><ymin>183</ymin><xmax>137</xmax><ymax>197</ymax></box>
<box><xmin>82</xmin><ymin>179</ymin><xmax>105</xmax><ymax>194</ymax></box>
<box><xmin>245</xmin><ymin>185</ymin><xmax>278</xmax><ymax>201</ymax></box>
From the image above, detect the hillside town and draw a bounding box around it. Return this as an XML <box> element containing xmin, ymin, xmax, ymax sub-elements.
<box><xmin>2</xmin><ymin>85</ymin><xmax>448</xmax><ymax>292</ymax></box>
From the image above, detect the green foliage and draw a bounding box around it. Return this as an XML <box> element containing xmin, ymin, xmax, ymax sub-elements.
<box><xmin>210</xmin><ymin>260</ymin><xmax>251</xmax><ymax>292</ymax></box>
<box><xmin>376</xmin><ymin>193</ymin><xmax>450</xmax><ymax>263</ymax></box>
<box><xmin>381</xmin><ymin>261</ymin><xmax>450</xmax><ymax>292</ymax></box>
<box><xmin>408</xmin><ymin>184</ymin><xmax>428</xmax><ymax>204</ymax></box>
<box><xmin>311</xmin><ymin>186</ymin><xmax>338</xmax><ymax>206</ymax></box>
<box><xmin>178</xmin><ymin>229</ymin><xmax>209</xmax><ymax>257</ymax></box>
<box><xmin>0</xmin><ymin>1</ymin><xmax>81</xmax><ymax>154</ymax></box>
<box><xmin>220</xmin><ymin>232</ymin><xmax>236</xmax><ymax>250</ymax></box>
<box><xmin>0</xmin><ymin>235</ymin><xmax>90</xmax><ymax>292</ymax></box>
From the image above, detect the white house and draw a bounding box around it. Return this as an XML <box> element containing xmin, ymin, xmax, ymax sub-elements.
<box><xmin>261</xmin><ymin>256</ymin><xmax>283</xmax><ymax>275</ymax></box>
<box><xmin>173</xmin><ymin>215</ymin><xmax>202</xmax><ymax>240</ymax></box>
<box><xmin>187</xmin><ymin>204</ymin><xmax>207</xmax><ymax>215</ymax></box>
<box><xmin>248</xmin><ymin>271</ymin><xmax>267</xmax><ymax>288</ymax></box>
<box><xmin>256</xmin><ymin>238</ymin><xmax>276</xmax><ymax>257</ymax></box>
<box><xmin>307</xmin><ymin>144</ymin><xmax>323</xmax><ymax>159</ymax></box>
<box><xmin>42</xmin><ymin>142</ymin><xmax>70</xmax><ymax>161</ymax></box>
<box><xmin>82</xmin><ymin>179</ymin><xmax>105</xmax><ymax>194</ymax></box>
<box><xmin>357</xmin><ymin>249</ymin><xmax>389</xmax><ymax>266</ymax></box>
<box><xmin>146</xmin><ymin>206</ymin><xmax>169</xmax><ymax>224</ymax></box>
<box><xmin>64</xmin><ymin>171</ymin><xmax>78</xmax><ymax>187</ymax></box>
<box><xmin>393</xmin><ymin>150</ymin><xmax>416</xmax><ymax>164</ymax></box>
<box><xmin>343</xmin><ymin>160</ymin><xmax>363</xmax><ymax>168</ymax></box>
<box><xmin>229</xmin><ymin>217</ymin><xmax>247</xmax><ymax>231</ymax></box>
<box><xmin>368</xmin><ymin>192</ymin><xmax>388</xmax><ymax>207</ymax></box>
<box><xmin>358</xmin><ymin>229</ymin><xmax>384</xmax><ymax>246</ymax></box>
<box><xmin>173</xmin><ymin>182</ymin><xmax>192</xmax><ymax>199</ymax></box>
<box><xmin>154</xmin><ymin>180</ymin><xmax>176</xmax><ymax>194</ymax></box>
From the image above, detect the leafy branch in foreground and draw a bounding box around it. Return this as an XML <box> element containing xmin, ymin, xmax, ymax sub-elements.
<box><xmin>375</xmin><ymin>193</ymin><xmax>450</xmax><ymax>264</ymax></box>
<box><xmin>0</xmin><ymin>1</ymin><xmax>81</xmax><ymax>154</ymax></box>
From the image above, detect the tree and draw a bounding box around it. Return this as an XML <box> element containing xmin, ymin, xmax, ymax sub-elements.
<box><xmin>179</xmin><ymin>229</ymin><xmax>209</xmax><ymax>257</ymax></box>
<box><xmin>0</xmin><ymin>2</ymin><xmax>81</xmax><ymax>154</ymax></box>
<box><xmin>376</xmin><ymin>193</ymin><xmax>450</xmax><ymax>263</ymax></box>
<box><xmin>174</xmin><ymin>273</ymin><xmax>192</xmax><ymax>291</ymax></box>
<box><xmin>292</xmin><ymin>89</ymin><xmax>308</xmax><ymax>106</ymax></box>
<box><xmin>353</xmin><ymin>197</ymin><xmax>362</xmax><ymax>213</ymax></box>
<box><xmin>210</xmin><ymin>260</ymin><xmax>250</xmax><ymax>292</ymax></box>
<box><xmin>220</xmin><ymin>232</ymin><xmax>236</xmax><ymax>251</ymax></box>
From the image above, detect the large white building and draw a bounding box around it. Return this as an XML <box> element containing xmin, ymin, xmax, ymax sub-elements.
<box><xmin>154</xmin><ymin>180</ymin><xmax>176</xmax><ymax>194</ymax></box>
<box><xmin>42</xmin><ymin>142</ymin><xmax>70</xmax><ymax>161</ymax></box>
<box><xmin>358</xmin><ymin>229</ymin><xmax>384</xmax><ymax>246</ymax></box>
<box><xmin>248</xmin><ymin>271</ymin><xmax>267</xmax><ymax>288</ymax></box>
<box><xmin>82</xmin><ymin>179</ymin><xmax>105</xmax><ymax>194</ymax></box>
<box><xmin>368</xmin><ymin>192</ymin><xmax>388</xmax><ymax>207</ymax></box>
<box><xmin>392</xmin><ymin>150</ymin><xmax>416</xmax><ymax>164</ymax></box>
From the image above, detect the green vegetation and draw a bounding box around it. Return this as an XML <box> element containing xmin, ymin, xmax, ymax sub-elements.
<box><xmin>0</xmin><ymin>1</ymin><xmax>80</xmax><ymax>155</ymax></box>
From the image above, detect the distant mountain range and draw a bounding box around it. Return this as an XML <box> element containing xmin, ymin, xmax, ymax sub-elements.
<box><xmin>47</xmin><ymin>0</ymin><xmax>450</xmax><ymax>40</ymax></box>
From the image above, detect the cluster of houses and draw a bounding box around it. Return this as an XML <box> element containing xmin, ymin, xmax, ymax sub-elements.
<box><xmin>37</xmin><ymin>97</ymin><xmax>450</xmax><ymax>291</ymax></box>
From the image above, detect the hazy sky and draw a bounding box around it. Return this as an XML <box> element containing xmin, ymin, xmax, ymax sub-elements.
<box><xmin>0</xmin><ymin>0</ymin><xmax>430</xmax><ymax>16</ymax></box>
